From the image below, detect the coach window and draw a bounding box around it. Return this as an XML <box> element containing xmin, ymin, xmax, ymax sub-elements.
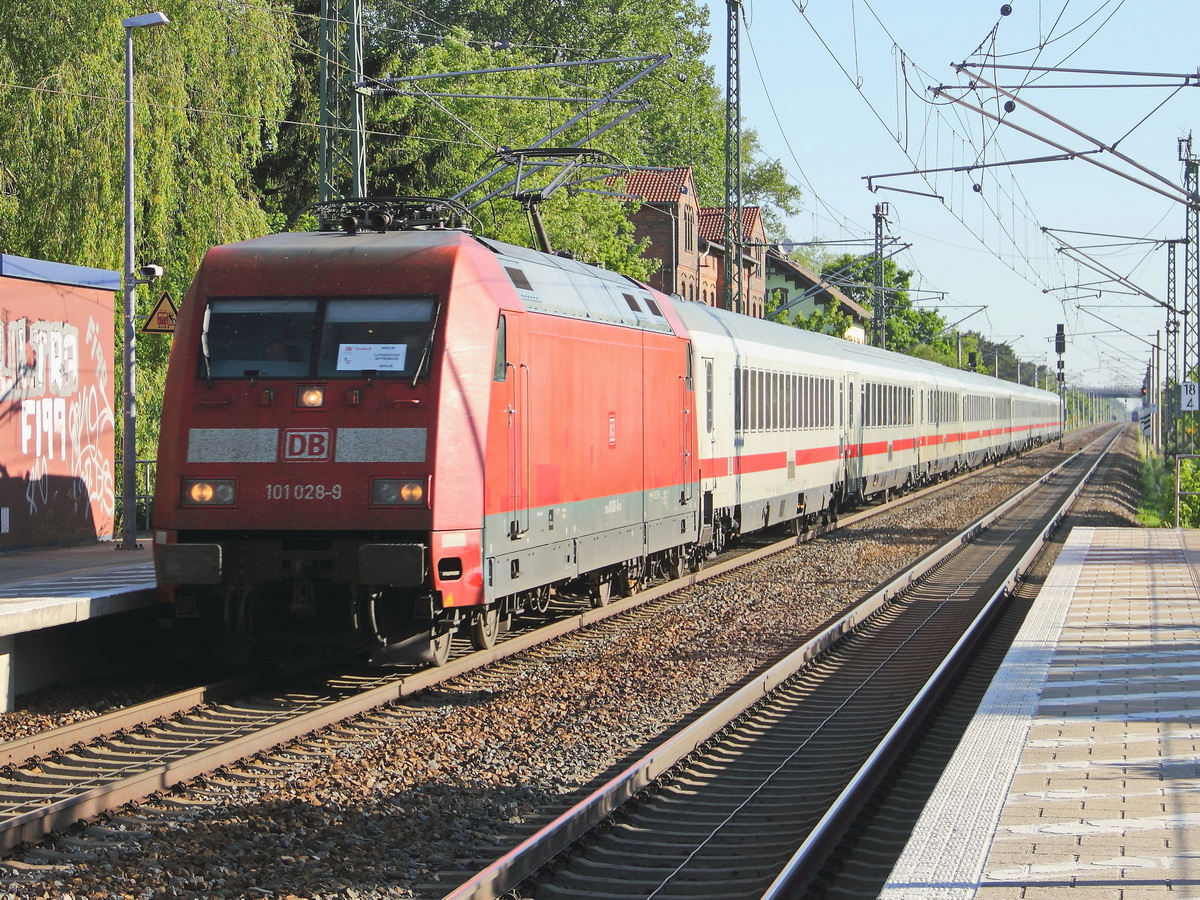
<box><xmin>743</xmin><ymin>370</ymin><xmax>751</xmax><ymax>431</ymax></box>
<box><xmin>777</xmin><ymin>372</ymin><xmax>787</xmax><ymax>432</ymax></box>
<box><xmin>768</xmin><ymin>372</ymin><xmax>776</xmax><ymax>431</ymax></box>
<box><xmin>771</xmin><ymin>371</ymin><xmax>779</xmax><ymax>431</ymax></box>
<box><xmin>740</xmin><ymin>367</ymin><xmax>749</xmax><ymax>431</ymax></box>
<box><xmin>736</xmin><ymin>367</ymin><xmax>745</xmax><ymax>431</ymax></box>
<box><xmin>493</xmin><ymin>315</ymin><xmax>507</xmax><ymax>382</ymax></box>
<box><xmin>756</xmin><ymin>369</ymin><xmax>765</xmax><ymax>431</ymax></box>
<box><xmin>777</xmin><ymin>373</ymin><xmax>784</xmax><ymax>431</ymax></box>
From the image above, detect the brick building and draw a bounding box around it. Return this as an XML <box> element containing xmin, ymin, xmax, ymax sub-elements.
<box><xmin>613</xmin><ymin>167</ymin><xmax>767</xmax><ymax>317</ymax></box>
<box><xmin>698</xmin><ymin>205</ymin><xmax>767</xmax><ymax>318</ymax></box>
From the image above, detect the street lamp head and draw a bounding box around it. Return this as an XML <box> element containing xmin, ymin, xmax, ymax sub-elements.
<box><xmin>123</xmin><ymin>11</ymin><xmax>170</xmax><ymax>29</ymax></box>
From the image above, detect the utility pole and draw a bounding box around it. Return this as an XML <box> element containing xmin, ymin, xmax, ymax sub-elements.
<box><xmin>1181</xmin><ymin>135</ymin><xmax>1199</xmax><ymax>453</ymax></box>
<box><xmin>1155</xmin><ymin>331</ymin><xmax>1163</xmax><ymax>452</ymax></box>
<box><xmin>319</xmin><ymin>0</ymin><xmax>366</xmax><ymax>203</ymax></box>
<box><xmin>873</xmin><ymin>202</ymin><xmax>889</xmax><ymax>349</ymax></box>
<box><xmin>1056</xmin><ymin>323</ymin><xmax>1066</xmax><ymax>446</ymax></box>
<box><xmin>722</xmin><ymin>0</ymin><xmax>744</xmax><ymax>314</ymax></box>
<box><xmin>1166</xmin><ymin>240</ymin><xmax>1179</xmax><ymax>454</ymax></box>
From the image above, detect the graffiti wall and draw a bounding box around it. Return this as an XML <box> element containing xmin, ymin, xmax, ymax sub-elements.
<box><xmin>1</xmin><ymin>254</ymin><xmax>119</xmax><ymax>548</ymax></box>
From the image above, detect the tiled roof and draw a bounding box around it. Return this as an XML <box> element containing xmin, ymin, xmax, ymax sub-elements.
<box><xmin>607</xmin><ymin>167</ymin><xmax>694</xmax><ymax>203</ymax></box>
<box><xmin>697</xmin><ymin>206</ymin><xmax>762</xmax><ymax>243</ymax></box>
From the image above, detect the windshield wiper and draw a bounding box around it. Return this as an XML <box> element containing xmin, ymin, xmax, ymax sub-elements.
<box><xmin>200</xmin><ymin>305</ymin><xmax>212</xmax><ymax>385</ymax></box>
<box><xmin>412</xmin><ymin>302</ymin><xmax>442</xmax><ymax>387</ymax></box>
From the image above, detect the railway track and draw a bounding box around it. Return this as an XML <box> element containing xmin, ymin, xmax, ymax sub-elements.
<box><xmin>0</xmin><ymin>433</ymin><xmax>1101</xmax><ymax>868</ymax></box>
<box><xmin>442</xmin><ymin>426</ymin><xmax>1119</xmax><ymax>900</ymax></box>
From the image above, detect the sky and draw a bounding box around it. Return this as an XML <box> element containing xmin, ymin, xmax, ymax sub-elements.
<box><xmin>699</xmin><ymin>0</ymin><xmax>1199</xmax><ymax>392</ymax></box>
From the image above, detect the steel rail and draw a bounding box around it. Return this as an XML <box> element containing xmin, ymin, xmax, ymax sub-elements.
<box><xmin>760</xmin><ymin>426</ymin><xmax>1119</xmax><ymax>899</ymax></box>
<box><xmin>439</xmin><ymin>426</ymin><xmax>1118</xmax><ymax>900</ymax></box>
<box><xmin>0</xmin><ymin>435</ymin><xmax>1082</xmax><ymax>854</ymax></box>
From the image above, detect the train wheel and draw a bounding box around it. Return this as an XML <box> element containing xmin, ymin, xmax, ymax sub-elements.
<box><xmin>528</xmin><ymin>586</ymin><xmax>551</xmax><ymax>616</ymax></box>
<box><xmin>470</xmin><ymin>606</ymin><xmax>501</xmax><ymax>651</ymax></box>
<box><xmin>665</xmin><ymin>551</ymin><xmax>685</xmax><ymax>581</ymax></box>
<box><xmin>590</xmin><ymin>573</ymin><xmax>613</xmax><ymax>608</ymax></box>
<box><xmin>614</xmin><ymin>560</ymin><xmax>645</xmax><ymax>597</ymax></box>
<box><xmin>428</xmin><ymin>628</ymin><xmax>453</xmax><ymax>666</ymax></box>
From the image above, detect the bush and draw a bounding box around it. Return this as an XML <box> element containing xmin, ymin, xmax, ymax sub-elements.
<box><xmin>1138</xmin><ymin>445</ymin><xmax>1175</xmax><ymax>527</ymax></box>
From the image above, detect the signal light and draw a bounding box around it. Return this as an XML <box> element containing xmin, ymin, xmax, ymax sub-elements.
<box><xmin>1055</xmin><ymin>324</ymin><xmax>1066</xmax><ymax>355</ymax></box>
<box><xmin>371</xmin><ymin>478</ymin><xmax>429</xmax><ymax>507</ymax></box>
<box><xmin>296</xmin><ymin>385</ymin><xmax>326</xmax><ymax>408</ymax></box>
<box><xmin>183</xmin><ymin>479</ymin><xmax>237</xmax><ymax>507</ymax></box>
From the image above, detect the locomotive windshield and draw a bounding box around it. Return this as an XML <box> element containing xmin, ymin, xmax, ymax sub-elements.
<box><xmin>200</xmin><ymin>296</ymin><xmax>438</xmax><ymax>379</ymax></box>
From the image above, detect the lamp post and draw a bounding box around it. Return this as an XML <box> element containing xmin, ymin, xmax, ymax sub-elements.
<box><xmin>120</xmin><ymin>11</ymin><xmax>170</xmax><ymax>550</ymax></box>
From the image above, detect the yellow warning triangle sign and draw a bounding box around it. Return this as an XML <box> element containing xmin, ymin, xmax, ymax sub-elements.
<box><xmin>142</xmin><ymin>291</ymin><xmax>178</xmax><ymax>334</ymax></box>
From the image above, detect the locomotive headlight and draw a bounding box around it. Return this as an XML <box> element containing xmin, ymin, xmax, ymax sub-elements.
<box><xmin>183</xmin><ymin>479</ymin><xmax>237</xmax><ymax>506</ymax></box>
<box><xmin>296</xmin><ymin>384</ymin><xmax>326</xmax><ymax>408</ymax></box>
<box><xmin>371</xmin><ymin>478</ymin><xmax>429</xmax><ymax>507</ymax></box>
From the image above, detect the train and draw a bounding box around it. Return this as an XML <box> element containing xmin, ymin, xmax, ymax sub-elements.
<box><xmin>151</xmin><ymin>197</ymin><xmax>1062</xmax><ymax>664</ymax></box>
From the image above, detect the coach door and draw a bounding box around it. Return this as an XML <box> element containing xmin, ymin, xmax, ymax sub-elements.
<box><xmin>846</xmin><ymin>376</ymin><xmax>864</xmax><ymax>490</ymax></box>
<box><xmin>702</xmin><ymin>357</ymin><xmax>716</xmax><ymax>493</ymax></box>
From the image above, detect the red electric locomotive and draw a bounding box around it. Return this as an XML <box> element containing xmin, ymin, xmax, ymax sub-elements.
<box><xmin>152</xmin><ymin>199</ymin><xmax>701</xmax><ymax>663</ymax></box>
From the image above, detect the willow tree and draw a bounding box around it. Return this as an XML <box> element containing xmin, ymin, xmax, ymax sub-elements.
<box><xmin>0</xmin><ymin>0</ymin><xmax>295</xmax><ymax>459</ymax></box>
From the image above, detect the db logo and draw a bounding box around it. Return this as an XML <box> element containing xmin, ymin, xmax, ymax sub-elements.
<box><xmin>283</xmin><ymin>429</ymin><xmax>332</xmax><ymax>461</ymax></box>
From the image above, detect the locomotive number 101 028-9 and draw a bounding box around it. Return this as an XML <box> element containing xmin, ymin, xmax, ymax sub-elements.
<box><xmin>265</xmin><ymin>483</ymin><xmax>344</xmax><ymax>501</ymax></box>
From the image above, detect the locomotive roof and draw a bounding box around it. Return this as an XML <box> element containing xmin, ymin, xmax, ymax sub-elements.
<box><xmin>206</xmin><ymin>228</ymin><xmax>676</xmax><ymax>336</ymax></box>
<box><xmin>476</xmin><ymin>237</ymin><xmax>675</xmax><ymax>335</ymax></box>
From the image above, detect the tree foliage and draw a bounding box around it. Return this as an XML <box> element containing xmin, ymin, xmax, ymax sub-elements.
<box><xmin>741</xmin><ymin>130</ymin><xmax>802</xmax><ymax>241</ymax></box>
<box><xmin>257</xmin><ymin>0</ymin><xmax>802</xmax><ymax>252</ymax></box>
<box><xmin>764</xmin><ymin>288</ymin><xmax>855</xmax><ymax>339</ymax></box>
<box><xmin>0</xmin><ymin>1</ymin><xmax>295</xmax><ymax>460</ymax></box>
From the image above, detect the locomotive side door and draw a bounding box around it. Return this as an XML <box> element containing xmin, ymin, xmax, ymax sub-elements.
<box><xmin>500</xmin><ymin>314</ymin><xmax>530</xmax><ymax>538</ymax></box>
<box><xmin>679</xmin><ymin>345</ymin><xmax>696</xmax><ymax>504</ymax></box>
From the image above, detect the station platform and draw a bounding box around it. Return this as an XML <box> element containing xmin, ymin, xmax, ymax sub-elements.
<box><xmin>0</xmin><ymin>542</ymin><xmax>158</xmax><ymax>711</ymax></box>
<box><xmin>882</xmin><ymin>526</ymin><xmax>1200</xmax><ymax>899</ymax></box>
